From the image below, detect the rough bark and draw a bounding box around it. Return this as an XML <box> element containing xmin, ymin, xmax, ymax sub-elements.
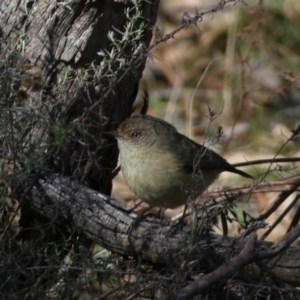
<box><xmin>0</xmin><ymin>0</ymin><xmax>159</xmax><ymax>193</ymax></box>
<box><xmin>2</xmin><ymin>1</ymin><xmax>300</xmax><ymax>297</ymax></box>
<box><xmin>27</xmin><ymin>172</ymin><xmax>300</xmax><ymax>286</ymax></box>
<box><xmin>0</xmin><ymin>2</ymin><xmax>159</xmax><ymax>296</ymax></box>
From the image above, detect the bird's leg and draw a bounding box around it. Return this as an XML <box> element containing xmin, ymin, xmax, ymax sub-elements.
<box><xmin>178</xmin><ymin>202</ymin><xmax>188</xmax><ymax>227</ymax></box>
<box><xmin>127</xmin><ymin>205</ymin><xmax>157</xmax><ymax>234</ymax></box>
<box><xmin>169</xmin><ymin>203</ymin><xmax>189</xmax><ymax>234</ymax></box>
<box><xmin>127</xmin><ymin>212</ymin><xmax>147</xmax><ymax>234</ymax></box>
<box><xmin>131</xmin><ymin>198</ymin><xmax>143</xmax><ymax>210</ymax></box>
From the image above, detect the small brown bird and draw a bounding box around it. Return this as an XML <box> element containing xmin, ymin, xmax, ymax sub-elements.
<box><xmin>113</xmin><ymin>115</ymin><xmax>252</xmax><ymax>209</ymax></box>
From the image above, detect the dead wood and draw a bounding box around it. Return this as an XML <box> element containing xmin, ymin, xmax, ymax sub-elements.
<box><xmin>25</xmin><ymin>171</ymin><xmax>300</xmax><ymax>287</ymax></box>
<box><xmin>0</xmin><ymin>0</ymin><xmax>159</xmax><ymax>193</ymax></box>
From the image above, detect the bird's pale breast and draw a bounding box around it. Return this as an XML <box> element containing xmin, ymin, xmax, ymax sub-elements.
<box><xmin>120</xmin><ymin>148</ymin><xmax>219</xmax><ymax>208</ymax></box>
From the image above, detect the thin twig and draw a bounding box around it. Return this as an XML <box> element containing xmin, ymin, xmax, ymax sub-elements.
<box><xmin>258</xmin><ymin>179</ymin><xmax>300</xmax><ymax>221</ymax></box>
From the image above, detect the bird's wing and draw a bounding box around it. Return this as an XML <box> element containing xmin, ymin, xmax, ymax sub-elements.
<box><xmin>170</xmin><ymin>132</ymin><xmax>252</xmax><ymax>179</ymax></box>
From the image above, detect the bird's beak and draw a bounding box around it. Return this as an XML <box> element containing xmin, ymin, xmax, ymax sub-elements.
<box><xmin>106</xmin><ymin>131</ymin><xmax>120</xmax><ymax>138</ymax></box>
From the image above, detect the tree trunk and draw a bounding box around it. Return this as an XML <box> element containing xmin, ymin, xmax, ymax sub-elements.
<box><xmin>0</xmin><ymin>1</ymin><xmax>159</xmax><ymax>297</ymax></box>
<box><xmin>0</xmin><ymin>0</ymin><xmax>158</xmax><ymax>193</ymax></box>
<box><xmin>3</xmin><ymin>1</ymin><xmax>299</xmax><ymax>298</ymax></box>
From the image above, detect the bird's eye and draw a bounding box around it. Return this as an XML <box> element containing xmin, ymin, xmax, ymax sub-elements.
<box><xmin>132</xmin><ymin>132</ymin><xmax>140</xmax><ymax>139</ymax></box>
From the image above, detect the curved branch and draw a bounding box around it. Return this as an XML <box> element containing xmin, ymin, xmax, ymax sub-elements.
<box><xmin>24</xmin><ymin>172</ymin><xmax>300</xmax><ymax>286</ymax></box>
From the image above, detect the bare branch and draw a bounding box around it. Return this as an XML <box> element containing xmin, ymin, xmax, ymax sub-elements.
<box><xmin>174</xmin><ymin>233</ymin><xmax>257</xmax><ymax>299</ymax></box>
<box><xmin>258</xmin><ymin>179</ymin><xmax>300</xmax><ymax>221</ymax></box>
<box><xmin>23</xmin><ymin>171</ymin><xmax>300</xmax><ymax>286</ymax></box>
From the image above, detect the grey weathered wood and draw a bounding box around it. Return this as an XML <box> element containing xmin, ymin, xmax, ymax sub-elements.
<box><xmin>0</xmin><ymin>0</ymin><xmax>159</xmax><ymax>193</ymax></box>
<box><xmin>28</xmin><ymin>172</ymin><xmax>300</xmax><ymax>285</ymax></box>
